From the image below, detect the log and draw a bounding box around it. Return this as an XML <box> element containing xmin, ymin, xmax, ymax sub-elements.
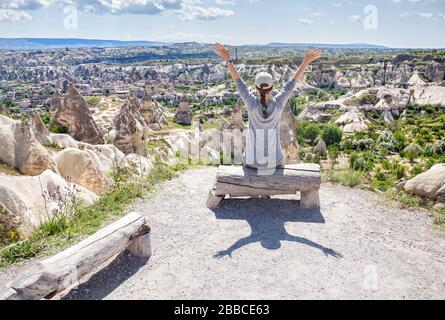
<box><xmin>0</xmin><ymin>212</ymin><xmax>151</xmax><ymax>300</ymax></box>
<box><xmin>206</xmin><ymin>189</ymin><xmax>224</xmax><ymax>209</ymax></box>
<box><xmin>300</xmin><ymin>190</ymin><xmax>320</xmax><ymax>209</ymax></box>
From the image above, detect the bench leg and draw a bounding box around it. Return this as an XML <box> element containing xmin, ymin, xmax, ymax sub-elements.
<box><xmin>207</xmin><ymin>188</ymin><xmax>224</xmax><ymax>209</ymax></box>
<box><xmin>300</xmin><ymin>190</ymin><xmax>320</xmax><ymax>209</ymax></box>
<box><xmin>127</xmin><ymin>233</ymin><xmax>152</xmax><ymax>258</ymax></box>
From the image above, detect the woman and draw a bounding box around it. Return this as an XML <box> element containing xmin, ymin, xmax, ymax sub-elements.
<box><xmin>215</xmin><ymin>43</ymin><xmax>322</xmax><ymax>169</ymax></box>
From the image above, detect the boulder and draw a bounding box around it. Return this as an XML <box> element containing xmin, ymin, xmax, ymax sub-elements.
<box><xmin>313</xmin><ymin>139</ymin><xmax>327</xmax><ymax>156</ymax></box>
<box><xmin>126</xmin><ymin>154</ymin><xmax>154</xmax><ymax>176</ymax></box>
<box><xmin>49</xmin><ymin>84</ymin><xmax>104</xmax><ymax>144</ymax></box>
<box><xmin>404</xmin><ymin>164</ymin><xmax>445</xmax><ymax>199</ymax></box>
<box><xmin>0</xmin><ymin>170</ymin><xmax>97</xmax><ymax>237</ymax></box>
<box><xmin>54</xmin><ymin>148</ymin><xmax>111</xmax><ymax>194</ymax></box>
<box><xmin>0</xmin><ymin>116</ymin><xmax>58</xmax><ymax>176</ymax></box>
<box><xmin>79</xmin><ymin>143</ymin><xmax>128</xmax><ymax>173</ymax></box>
<box><xmin>50</xmin><ymin>133</ymin><xmax>79</xmax><ymax>149</ymax></box>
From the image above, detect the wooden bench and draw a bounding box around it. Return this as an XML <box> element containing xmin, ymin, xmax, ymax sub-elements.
<box><xmin>207</xmin><ymin>164</ymin><xmax>321</xmax><ymax>209</ymax></box>
<box><xmin>1</xmin><ymin>212</ymin><xmax>151</xmax><ymax>300</ymax></box>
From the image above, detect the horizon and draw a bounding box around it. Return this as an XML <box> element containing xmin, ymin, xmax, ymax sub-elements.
<box><xmin>0</xmin><ymin>0</ymin><xmax>444</xmax><ymax>48</ymax></box>
<box><xmin>2</xmin><ymin>37</ymin><xmax>445</xmax><ymax>50</ymax></box>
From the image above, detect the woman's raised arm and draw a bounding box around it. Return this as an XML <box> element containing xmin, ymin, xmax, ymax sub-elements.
<box><xmin>215</xmin><ymin>43</ymin><xmax>240</xmax><ymax>81</ymax></box>
<box><xmin>293</xmin><ymin>49</ymin><xmax>322</xmax><ymax>81</ymax></box>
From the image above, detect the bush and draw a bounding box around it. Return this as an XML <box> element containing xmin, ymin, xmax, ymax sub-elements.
<box><xmin>325</xmin><ymin>170</ymin><xmax>364</xmax><ymax>188</ymax></box>
<box><xmin>393</xmin><ymin>164</ymin><xmax>406</xmax><ymax>179</ymax></box>
<box><xmin>321</xmin><ymin>124</ymin><xmax>342</xmax><ymax>146</ymax></box>
<box><xmin>303</xmin><ymin>124</ymin><xmax>321</xmax><ymax>144</ymax></box>
<box><xmin>403</xmin><ymin>143</ymin><xmax>423</xmax><ymax>162</ymax></box>
<box><xmin>50</xmin><ymin>124</ymin><xmax>68</xmax><ymax>134</ymax></box>
<box><xmin>393</xmin><ymin>130</ymin><xmax>407</xmax><ymax>152</ymax></box>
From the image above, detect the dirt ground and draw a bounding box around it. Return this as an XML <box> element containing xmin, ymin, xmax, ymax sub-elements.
<box><xmin>55</xmin><ymin>167</ymin><xmax>445</xmax><ymax>300</ymax></box>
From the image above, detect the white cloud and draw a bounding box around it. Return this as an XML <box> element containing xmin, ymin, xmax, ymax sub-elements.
<box><xmin>0</xmin><ymin>8</ymin><xmax>32</xmax><ymax>21</ymax></box>
<box><xmin>0</xmin><ymin>0</ymin><xmax>234</xmax><ymax>21</ymax></box>
<box><xmin>419</xmin><ymin>12</ymin><xmax>434</xmax><ymax>18</ymax></box>
<box><xmin>158</xmin><ymin>31</ymin><xmax>232</xmax><ymax>42</ymax></box>
<box><xmin>349</xmin><ymin>14</ymin><xmax>361</xmax><ymax>22</ymax></box>
<box><xmin>400</xmin><ymin>12</ymin><xmax>411</xmax><ymax>17</ymax></box>
<box><xmin>330</xmin><ymin>2</ymin><xmax>342</xmax><ymax>8</ymax></box>
<box><xmin>214</xmin><ymin>0</ymin><xmax>235</xmax><ymax>5</ymax></box>
<box><xmin>299</xmin><ymin>18</ymin><xmax>313</xmax><ymax>25</ymax></box>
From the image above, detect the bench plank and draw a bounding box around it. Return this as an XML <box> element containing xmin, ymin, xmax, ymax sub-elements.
<box><xmin>216</xmin><ymin>165</ymin><xmax>321</xmax><ymax>193</ymax></box>
<box><xmin>208</xmin><ymin>165</ymin><xmax>322</xmax><ymax>209</ymax></box>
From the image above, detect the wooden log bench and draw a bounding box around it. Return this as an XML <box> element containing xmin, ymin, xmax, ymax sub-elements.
<box><xmin>207</xmin><ymin>164</ymin><xmax>321</xmax><ymax>209</ymax></box>
<box><xmin>0</xmin><ymin>212</ymin><xmax>151</xmax><ymax>300</ymax></box>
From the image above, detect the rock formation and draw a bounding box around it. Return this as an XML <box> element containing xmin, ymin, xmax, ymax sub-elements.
<box><xmin>173</xmin><ymin>96</ymin><xmax>192</xmax><ymax>126</ymax></box>
<box><xmin>425</xmin><ymin>62</ymin><xmax>445</xmax><ymax>82</ymax></box>
<box><xmin>404</xmin><ymin>164</ymin><xmax>445</xmax><ymax>204</ymax></box>
<box><xmin>335</xmin><ymin>108</ymin><xmax>370</xmax><ymax>133</ymax></box>
<box><xmin>280</xmin><ymin>103</ymin><xmax>299</xmax><ymax>163</ymax></box>
<box><xmin>54</xmin><ymin>148</ymin><xmax>111</xmax><ymax>194</ymax></box>
<box><xmin>30</xmin><ymin>112</ymin><xmax>52</xmax><ymax>146</ymax></box>
<box><xmin>0</xmin><ymin>169</ymin><xmax>97</xmax><ymax>237</ymax></box>
<box><xmin>0</xmin><ymin>116</ymin><xmax>58</xmax><ymax>175</ymax></box>
<box><xmin>108</xmin><ymin>95</ymin><xmax>149</xmax><ymax>155</ymax></box>
<box><xmin>220</xmin><ymin>100</ymin><xmax>247</xmax><ymax>131</ymax></box>
<box><xmin>140</xmin><ymin>87</ymin><xmax>168</xmax><ymax>130</ymax></box>
<box><xmin>49</xmin><ymin>84</ymin><xmax>104</xmax><ymax>144</ymax></box>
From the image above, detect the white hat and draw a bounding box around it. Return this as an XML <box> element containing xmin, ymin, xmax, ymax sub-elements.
<box><xmin>255</xmin><ymin>72</ymin><xmax>273</xmax><ymax>90</ymax></box>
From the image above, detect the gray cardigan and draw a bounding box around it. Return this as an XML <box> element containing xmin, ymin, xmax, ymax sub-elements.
<box><xmin>235</xmin><ymin>78</ymin><xmax>297</xmax><ymax>168</ymax></box>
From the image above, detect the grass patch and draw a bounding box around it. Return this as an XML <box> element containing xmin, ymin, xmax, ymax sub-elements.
<box><xmin>324</xmin><ymin>170</ymin><xmax>364</xmax><ymax>187</ymax></box>
<box><xmin>0</xmin><ymin>161</ymin><xmax>21</xmax><ymax>176</ymax></box>
<box><xmin>0</xmin><ymin>161</ymin><xmax>187</xmax><ymax>268</ymax></box>
<box><xmin>386</xmin><ymin>189</ymin><xmax>421</xmax><ymax>209</ymax></box>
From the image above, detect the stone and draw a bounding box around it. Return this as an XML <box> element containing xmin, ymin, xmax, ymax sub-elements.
<box><xmin>54</xmin><ymin>148</ymin><xmax>111</xmax><ymax>194</ymax></box>
<box><xmin>49</xmin><ymin>84</ymin><xmax>104</xmax><ymax>144</ymax></box>
<box><xmin>0</xmin><ymin>170</ymin><xmax>97</xmax><ymax>237</ymax></box>
<box><xmin>404</xmin><ymin>164</ymin><xmax>445</xmax><ymax>199</ymax></box>
<box><xmin>126</xmin><ymin>154</ymin><xmax>154</xmax><ymax>176</ymax></box>
<box><xmin>0</xmin><ymin>116</ymin><xmax>58</xmax><ymax>176</ymax></box>
<box><xmin>313</xmin><ymin>139</ymin><xmax>327</xmax><ymax>155</ymax></box>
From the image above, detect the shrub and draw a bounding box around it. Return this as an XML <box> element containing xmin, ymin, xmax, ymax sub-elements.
<box><xmin>50</xmin><ymin>124</ymin><xmax>68</xmax><ymax>134</ymax></box>
<box><xmin>403</xmin><ymin>143</ymin><xmax>423</xmax><ymax>162</ymax></box>
<box><xmin>393</xmin><ymin>130</ymin><xmax>407</xmax><ymax>152</ymax></box>
<box><xmin>325</xmin><ymin>170</ymin><xmax>364</xmax><ymax>188</ymax></box>
<box><xmin>303</xmin><ymin>124</ymin><xmax>321</xmax><ymax>144</ymax></box>
<box><xmin>393</xmin><ymin>164</ymin><xmax>406</xmax><ymax>180</ymax></box>
<box><xmin>321</xmin><ymin>124</ymin><xmax>342</xmax><ymax>146</ymax></box>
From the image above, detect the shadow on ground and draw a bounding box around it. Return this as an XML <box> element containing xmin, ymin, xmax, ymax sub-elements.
<box><xmin>62</xmin><ymin>251</ymin><xmax>149</xmax><ymax>300</ymax></box>
<box><xmin>211</xmin><ymin>198</ymin><xmax>342</xmax><ymax>259</ymax></box>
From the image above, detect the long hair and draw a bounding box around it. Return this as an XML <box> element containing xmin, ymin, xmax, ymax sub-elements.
<box><xmin>255</xmin><ymin>83</ymin><xmax>273</xmax><ymax>119</ymax></box>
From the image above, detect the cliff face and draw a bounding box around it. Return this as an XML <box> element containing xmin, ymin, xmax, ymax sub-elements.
<box><xmin>49</xmin><ymin>84</ymin><xmax>104</xmax><ymax>145</ymax></box>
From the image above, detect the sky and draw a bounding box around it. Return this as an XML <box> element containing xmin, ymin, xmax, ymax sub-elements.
<box><xmin>0</xmin><ymin>0</ymin><xmax>444</xmax><ymax>48</ymax></box>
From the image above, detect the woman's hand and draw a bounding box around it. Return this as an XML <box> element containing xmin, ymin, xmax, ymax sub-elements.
<box><xmin>303</xmin><ymin>49</ymin><xmax>322</xmax><ymax>65</ymax></box>
<box><xmin>215</xmin><ymin>43</ymin><xmax>232</xmax><ymax>62</ymax></box>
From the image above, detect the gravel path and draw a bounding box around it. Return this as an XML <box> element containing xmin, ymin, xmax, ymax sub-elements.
<box><xmin>2</xmin><ymin>167</ymin><xmax>444</xmax><ymax>299</ymax></box>
<box><xmin>61</xmin><ymin>167</ymin><xmax>445</xmax><ymax>300</ymax></box>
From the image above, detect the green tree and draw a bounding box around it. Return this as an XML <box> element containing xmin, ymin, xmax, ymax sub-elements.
<box><xmin>303</xmin><ymin>124</ymin><xmax>321</xmax><ymax>144</ymax></box>
<box><xmin>321</xmin><ymin>124</ymin><xmax>342</xmax><ymax>146</ymax></box>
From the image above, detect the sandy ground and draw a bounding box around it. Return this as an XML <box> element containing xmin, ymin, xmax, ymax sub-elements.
<box><xmin>1</xmin><ymin>167</ymin><xmax>445</xmax><ymax>299</ymax></box>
